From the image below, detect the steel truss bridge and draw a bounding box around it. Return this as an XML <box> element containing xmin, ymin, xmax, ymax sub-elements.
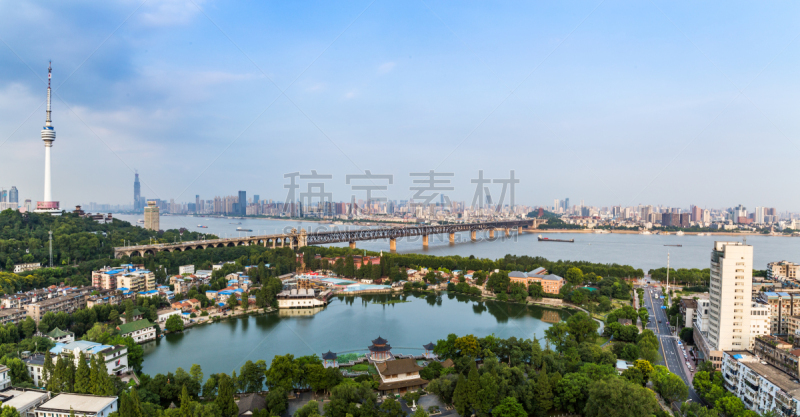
<box><xmin>113</xmin><ymin>219</ymin><xmax>537</xmax><ymax>259</ymax></box>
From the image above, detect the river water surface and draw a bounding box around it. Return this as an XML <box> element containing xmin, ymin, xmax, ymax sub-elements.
<box><xmin>116</xmin><ymin>214</ymin><xmax>800</xmax><ymax>271</ymax></box>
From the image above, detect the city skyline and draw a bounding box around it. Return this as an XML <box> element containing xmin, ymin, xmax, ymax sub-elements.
<box><xmin>2</xmin><ymin>2</ymin><xmax>800</xmax><ymax>210</ymax></box>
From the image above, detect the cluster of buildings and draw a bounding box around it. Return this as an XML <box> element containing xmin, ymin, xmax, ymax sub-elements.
<box><xmin>0</xmin><ymin>285</ymin><xmax>101</xmax><ymax>325</ymax></box>
<box><xmin>552</xmin><ymin>202</ymin><xmax>800</xmax><ymax>231</ymax></box>
<box><xmin>685</xmin><ymin>242</ymin><xmax>800</xmax><ymax>416</ymax></box>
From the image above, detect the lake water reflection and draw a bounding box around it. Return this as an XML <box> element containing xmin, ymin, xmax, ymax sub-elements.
<box><xmin>141</xmin><ymin>292</ymin><xmax>570</xmax><ymax>377</ymax></box>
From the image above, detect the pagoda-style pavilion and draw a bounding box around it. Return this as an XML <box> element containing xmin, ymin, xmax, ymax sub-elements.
<box><xmin>322</xmin><ymin>351</ymin><xmax>338</xmax><ymax>368</ymax></box>
<box><xmin>368</xmin><ymin>336</ymin><xmax>393</xmax><ymax>362</ymax></box>
<box><xmin>423</xmin><ymin>342</ymin><xmax>436</xmax><ymax>359</ymax></box>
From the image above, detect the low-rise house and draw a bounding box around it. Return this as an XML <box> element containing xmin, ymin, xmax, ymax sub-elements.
<box><xmin>237</xmin><ymin>393</ymin><xmax>266</xmax><ymax>416</ymax></box>
<box><xmin>116</xmin><ymin>319</ymin><xmax>156</xmax><ymax>343</ymax></box>
<box><xmin>46</xmin><ymin>328</ymin><xmax>75</xmax><ymax>344</ymax></box>
<box><xmin>51</xmin><ymin>341</ymin><xmax>129</xmax><ymax>376</ymax></box>
<box><xmin>178</xmin><ymin>265</ymin><xmax>195</xmax><ymax>275</ymax></box>
<box><xmin>23</xmin><ymin>354</ymin><xmax>47</xmax><ymax>387</ymax></box>
<box><xmin>0</xmin><ymin>365</ymin><xmax>10</xmax><ymax>390</ymax></box>
<box><xmin>157</xmin><ymin>308</ymin><xmax>182</xmax><ymax>323</ymax></box>
<box><xmin>0</xmin><ymin>387</ymin><xmax>50</xmax><ymax>415</ymax></box>
<box><xmin>34</xmin><ymin>393</ymin><xmax>117</xmax><ymax>417</ymax></box>
<box><xmin>13</xmin><ymin>263</ymin><xmax>41</xmax><ymax>274</ymax></box>
<box><xmin>508</xmin><ymin>269</ymin><xmax>564</xmax><ymax>294</ymax></box>
<box><xmin>119</xmin><ymin>308</ymin><xmax>144</xmax><ymax>324</ymax></box>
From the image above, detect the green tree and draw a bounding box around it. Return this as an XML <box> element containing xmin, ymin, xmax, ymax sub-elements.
<box><xmin>180</xmin><ymin>385</ymin><xmax>192</xmax><ymax>417</ymax></box>
<box><xmin>0</xmin><ymin>405</ymin><xmax>19</xmax><ymax>417</ymax></box>
<box><xmin>215</xmin><ymin>373</ymin><xmax>237</xmax><ymax>417</ymax></box>
<box><xmin>454</xmin><ymin>335</ymin><xmax>480</xmax><ymax>358</ymax></box>
<box><xmin>190</xmin><ymin>364</ymin><xmax>203</xmax><ymax>389</ymax></box>
<box><xmin>583</xmin><ymin>378</ymin><xmax>659</xmax><ymax>417</ymax></box>
<box><xmin>379</xmin><ymin>398</ymin><xmax>404</xmax><ymax>417</ymax></box>
<box><xmin>534</xmin><ymin>368</ymin><xmax>553</xmax><ymax>414</ymax></box>
<box><xmin>651</xmin><ymin>366</ymin><xmax>688</xmax><ymax>403</ymax></box>
<box><xmin>565</xmin><ymin>267</ymin><xmax>584</xmax><ymax>285</ymax></box>
<box><xmin>266</xmin><ymin>354</ymin><xmax>300</xmax><ymax>393</ymax></box>
<box><xmin>165</xmin><ymin>315</ymin><xmax>184</xmax><ymax>332</ymax></box>
<box><xmin>492</xmin><ymin>397</ymin><xmax>526</xmax><ymax>417</ymax></box>
<box><xmin>554</xmin><ymin>372</ymin><xmax>591</xmax><ymax>414</ymax></box>
<box><xmin>108</xmin><ymin>309</ymin><xmax>120</xmax><ymax>325</ymax></box>
<box><xmin>21</xmin><ymin>317</ymin><xmax>36</xmax><ymax>339</ymax></box>
<box><xmin>452</xmin><ymin>374</ymin><xmax>470</xmax><ymax>416</ymax></box>
<box><xmin>74</xmin><ymin>351</ymin><xmax>91</xmax><ymax>394</ymax></box>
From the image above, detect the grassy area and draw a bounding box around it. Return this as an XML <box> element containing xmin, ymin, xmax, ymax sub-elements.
<box><xmin>350</xmin><ymin>363</ymin><xmax>378</xmax><ymax>375</ymax></box>
<box><xmin>595</xmin><ymin>336</ymin><xmax>609</xmax><ymax>346</ymax></box>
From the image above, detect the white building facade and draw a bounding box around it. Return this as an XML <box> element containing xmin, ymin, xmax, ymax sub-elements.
<box><xmin>722</xmin><ymin>351</ymin><xmax>800</xmax><ymax>417</ymax></box>
<box><xmin>708</xmin><ymin>241</ymin><xmax>753</xmax><ymax>351</ymax></box>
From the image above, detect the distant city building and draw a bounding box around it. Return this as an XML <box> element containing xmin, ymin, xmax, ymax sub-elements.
<box><xmin>144</xmin><ymin>201</ymin><xmax>159</xmax><ymax>231</ymax></box>
<box><xmin>8</xmin><ymin>186</ymin><xmax>18</xmax><ymax>204</ymax></box>
<box><xmin>13</xmin><ymin>263</ymin><xmax>41</xmax><ymax>274</ymax></box>
<box><xmin>133</xmin><ymin>172</ymin><xmax>142</xmax><ymax>211</ymax></box>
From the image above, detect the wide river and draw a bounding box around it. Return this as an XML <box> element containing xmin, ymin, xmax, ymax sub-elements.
<box><xmin>140</xmin><ymin>293</ymin><xmax>570</xmax><ymax>377</ymax></box>
<box><xmin>116</xmin><ymin>214</ymin><xmax>800</xmax><ymax>271</ymax></box>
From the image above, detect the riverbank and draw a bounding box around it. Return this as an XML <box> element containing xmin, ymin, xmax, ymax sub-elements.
<box><xmin>527</xmin><ymin>228</ymin><xmax>796</xmax><ymax>237</ymax></box>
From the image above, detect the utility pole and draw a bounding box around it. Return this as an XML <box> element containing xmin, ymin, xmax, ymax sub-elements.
<box><xmin>48</xmin><ymin>230</ymin><xmax>53</xmax><ymax>268</ymax></box>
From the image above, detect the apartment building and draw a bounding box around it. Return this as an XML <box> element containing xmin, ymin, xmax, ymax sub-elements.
<box><xmin>750</xmin><ymin>302</ymin><xmax>771</xmax><ymax>349</ymax></box>
<box><xmin>722</xmin><ymin>350</ymin><xmax>800</xmax><ymax>416</ymax></box>
<box><xmin>24</xmin><ymin>293</ymin><xmax>87</xmax><ymax>323</ymax></box>
<box><xmin>768</xmin><ymin>261</ymin><xmax>800</xmax><ymax>281</ymax></box>
<box><xmin>753</xmin><ymin>335</ymin><xmax>799</xmax><ymax>380</ymax></box>
<box><xmin>708</xmin><ymin>241</ymin><xmax>753</xmax><ymax>352</ymax></box>
<box><xmin>0</xmin><ymin>308</ymin><xmax>26</xmax><ymax>326</ymax></box>
<box><xmin>756</xmin><ymin>292</ymin><xmax>800</xmax><ymax>335</ymax></box>
<box><xmin>116</xmin><ymin>270</ymin><xmax>155</xmax><ymax>293</ymax></box>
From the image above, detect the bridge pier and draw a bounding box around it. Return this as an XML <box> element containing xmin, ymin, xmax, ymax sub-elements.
<box><xmin>449</xmin><ymin>233</ymin><xmax>455</xmax><ymax>244</ymax></box>
<box><xmin>505</xmin><ymin>228</ymin><xmax>510</xmax><ymax>237</ymax></box>
<box><xmin>422</xmin><ymin>235</ymin><xmax>429</xmax><ymax>248</ymax></box>
<box><xmin>390</xmin><ymin>238</ymin><xmax>396</xmax><ymax>252</ymax></box>
<box><xmin>518</xmin><ymin>226</ymin><xmax>522</xmax><ymax>234</ymax></box>
<box><xmin>471</xmin><ymin>230</ymin><xmax>477</xmax><ymax>241</ymax></box>
<box><xmin>489</xmin><ymin>229</ymin><xmax>495</xmax><ymax>239</ymax></box>
<box><xmin>349</xmin><ymin>241</ymin><xmax>356</xmax><ymax>249</ymax></box>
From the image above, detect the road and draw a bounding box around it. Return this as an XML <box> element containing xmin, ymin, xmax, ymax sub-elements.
<box><xmin>641</xmin><ymin>285</ymin><xmax>703</xmax><ymax>404</ymax></box>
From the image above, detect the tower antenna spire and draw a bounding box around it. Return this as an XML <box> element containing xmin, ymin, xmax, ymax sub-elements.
<box><xmin>45</xmin><ymin>61</ymin><xmax>52</xmax><ymax>125</ymax></box>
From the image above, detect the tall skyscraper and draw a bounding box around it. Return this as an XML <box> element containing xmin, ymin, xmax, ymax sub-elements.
<box><xmin>195</xmin><ymin>195</ymin><xmax>200</xmax><ymax>213</ymax></box>
<box><xmin>708</xmin><ymin>241</ymin><xmax>753</xmax><ymax>352</ymax></box>
<box><xmin>134</xmin><ymin>172</ymin><xmax>141</xmax><ymax>210</ymax></box>
<box><xmin>35</xmin><ymin>62</ymin><xmax>60</xmax><ymax>213</ymax></box>
<box><xmin>238</xmin><ymin>191</ymin><xmax>246</xmax><ymax>215</ymax></box>
<box><xmin>9</xmin><ymin>187</ymin><xmax>18</xmax><ymax>203</ymax></box>
<box><xmin>144</xmin><ymin>201</ymin><xmax>160</xmax><ymax>231</ymax></box>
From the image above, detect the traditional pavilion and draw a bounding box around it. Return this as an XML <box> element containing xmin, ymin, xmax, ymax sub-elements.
<box><xmin>423</xmin><ymin>342</ymin><xmax>436</xmax><ymax>359</ymax></box>
<box><xmin>375</xmin><ymin>358</ymin><xmax>428</xmax><ymax>395</ymax></box>
<box><xmin>322</xmin><ymin>351</ymin><xmax>338</xmax><ymax>368</ymax></box>
<box><xmin>368</xmin><ymin>336</ymin><xmax>393</xmax><ymax>362</ymax></box>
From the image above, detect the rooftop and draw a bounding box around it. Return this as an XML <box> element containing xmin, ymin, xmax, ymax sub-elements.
<box><xmin>36</xmin><ymin>393</ymin><xmax>117</xmax><ymax>413</ymax></box>
<box><xmin>376</xmin><ymin>357</ymin><xmax>423</xmax><ymax>375</ymax></box>
<box><xmin>117</xmin><ymin>319</ymin><xmax>154</xmax><ymax>335</ymax></box>
<box><xmin>727</xmin><ymin>351</ymin><xmax>800</xmax><ymax>398</ymax></box>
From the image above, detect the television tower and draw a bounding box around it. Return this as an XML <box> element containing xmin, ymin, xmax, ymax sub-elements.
<box><xmin>35</xmin><ymin>62</ymin><xmax>60</xmax><ymax>213</ymax></box>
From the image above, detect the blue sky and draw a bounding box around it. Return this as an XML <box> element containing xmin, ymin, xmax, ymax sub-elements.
<box><xmin>1</xmin><ymin>1</ymin><xmax>799</xmax><ymax>210</ymax></box>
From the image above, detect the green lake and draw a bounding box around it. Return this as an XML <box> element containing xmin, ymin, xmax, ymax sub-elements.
<box><xmin>141</xmin><ymin>292</ymin><xmax>571</xmax><ymax>377</ymax></box>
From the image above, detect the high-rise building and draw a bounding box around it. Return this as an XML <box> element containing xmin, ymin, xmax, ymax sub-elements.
<box><xmin>238</xmin><ymin>191</ymin><xmax>246</xmax><ymax>215</ymax></box>
<box><xmin>754</xmin><ymin>207</ymin><xmax>765</xmax><ymax>224</ymax></box>
<box><xmin>195</xmin><ymin>195</ymin><xmax>200</xmax><ymax>213</ymax></box>
<box><xmin>691</xmin><ymin>205</ymin><xmax>702</xmax><ymax>222</ymax></box>
<box><xmin>707</xmin><ymin>241</ymin><xmax>753</xmax><ymax>352</ymax></box>
<box><xmin>8</xmin><ymin>187</ymin><xmax>18</xmax><ymax>204</ymax></box>
<box><xmin>144</xmin><ymin>201</ymin><xmax>160</xmax><ymax>231</ymax></box>
<box><xmin>564</xmin><ymin>198</ymin><xmax>569</xmax><ymax>211</ymax></box>
<box><xmin>134</xmin><ymin>172</ymin><xmax>141</xmax><ymax>211</ymax></box>
<box><xmin>35</xmin><ymin>62</ymin><xmax>60</xmax><ymax>214</ymax></box>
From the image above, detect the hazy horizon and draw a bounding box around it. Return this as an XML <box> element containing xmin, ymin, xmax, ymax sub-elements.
<box><xmin>2</xmin><ymin>1</ymin><xmax>799</xmax><ymax>210</ymax></box>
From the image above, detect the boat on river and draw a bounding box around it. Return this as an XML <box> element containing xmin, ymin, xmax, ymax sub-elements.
<box><xmin>538</xmin><ymin>235</ymin><xmax>574</xmax><ymax>243</ymax></box>
<box><xmin>236</xmin><ymin>227</ymin><xmax>252</xmax><ymax>232</ymax></box>
<box><xmin>197</xmin><ymin>225</ymin><xmax>208</xmax><ymax>228</ymax></box>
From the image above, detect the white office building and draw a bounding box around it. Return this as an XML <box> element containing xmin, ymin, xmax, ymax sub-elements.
<box><xmin>708</xmin><ymin>241</ymin><xmax>753</xmax><ymax>352</ymax></box>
